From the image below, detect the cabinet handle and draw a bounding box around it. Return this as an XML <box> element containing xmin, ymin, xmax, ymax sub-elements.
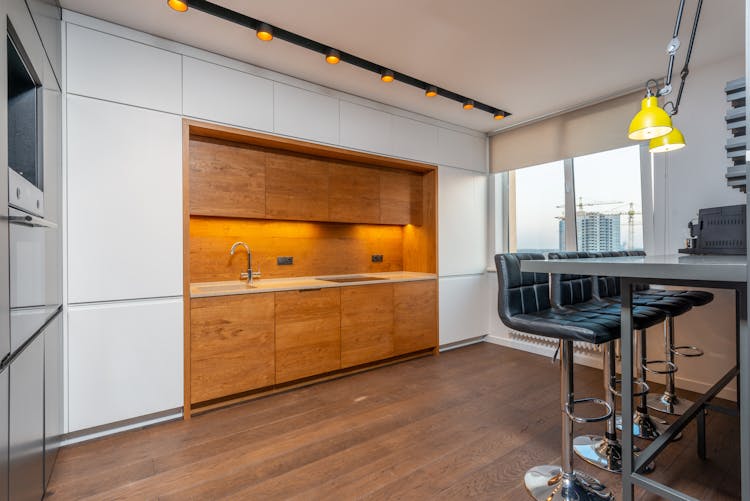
<box><xmin>8</xmin><ymin>214</ymin><xmax>58</xmax><ymax>229</ymax></box>
<box><xmin>299</xmin><ymin>288</ymin><xmax>322</xmax><ymax>292</ymax></box>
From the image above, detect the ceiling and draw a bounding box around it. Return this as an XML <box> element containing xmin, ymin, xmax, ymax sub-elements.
<box><xmin>59</xmin><ymin>0</ymin><xmax>744</xmax><ymax>133</ymax></box>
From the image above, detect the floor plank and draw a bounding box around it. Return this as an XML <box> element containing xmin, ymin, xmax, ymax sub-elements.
<box><xmin>45</xmin><ymin>343</ymin><xmax>741</xmax><ymax>500</ymax></box>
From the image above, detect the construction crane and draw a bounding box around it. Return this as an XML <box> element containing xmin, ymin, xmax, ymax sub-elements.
<box><xmin>555</xmin><ymin>197</ymin><xmax>625</xmax><ymax>211</ymax></box>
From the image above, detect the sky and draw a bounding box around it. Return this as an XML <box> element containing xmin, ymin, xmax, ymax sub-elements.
<box><xmin>514</xmin><ymin>145</ymin><xmax>643</xmax><ymax>251</ymax></box>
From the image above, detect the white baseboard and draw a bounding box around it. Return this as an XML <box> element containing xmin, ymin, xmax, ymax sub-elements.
<box><xmin>484</xmin><ymin>336</ymin><xmax>737</xmax><ymax>402</ymax></box>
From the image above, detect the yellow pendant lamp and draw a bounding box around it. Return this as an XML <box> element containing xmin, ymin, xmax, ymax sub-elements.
<box><xmin>649</xmin><ymin>126</ymin><xmax>686</xmax><ymax>153</ymax></box>
<box><xmin>628</xmin><ymin>96</ymin><xmax>673</xmax><ymax>140</ymax></box>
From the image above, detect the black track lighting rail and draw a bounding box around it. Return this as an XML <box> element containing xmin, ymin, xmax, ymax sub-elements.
<box><xmin>183</xmin><ymin>0</ymin><xmax>512</xmax><ymax>119</ymax></box>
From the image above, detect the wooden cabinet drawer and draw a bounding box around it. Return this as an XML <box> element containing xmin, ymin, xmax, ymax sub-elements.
<box><xmin>394</xmin><ymin>280</ymin><xmax>438</xmax><ymax>355</ymax></box>
<box><xmin>341</xmin><ymin>283</ymin><xmax>394</xmax><ymax>368</ymax></box>
<box><xmin>275</xmin><ymin>288</ymin><xmax>341</xmax><ymax>383</ymax></box>
<box><xmin>190</xmin><ymin>294</ymin><xmax>275</xmax><ymax>403</ymax></box>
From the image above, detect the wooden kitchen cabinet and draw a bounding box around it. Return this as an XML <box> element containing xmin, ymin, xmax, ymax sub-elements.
<box><xmin>393</xmin><ymin>280</ymin><xmax>438</xmax><ymax>356</ymax></box>
<box><xmin>190</xmin><ymin>293</ymin><xmax>275</xmax><ymax>404</ymax></box>
<box><xmin>275</xmin><ymin>288</ymin><xmax>341</xmax><ymax>383</ymax></box>
<box><xmin>341</xmin><ymin>284</ymin><xmax>394</xmax><ymax>368</ymax></box>
<box><xmin>328</xmin><ymin>162</ymin><xmax>380</xmax><ymax>223</ymax></box>
<box><xmin>189</xmin><ymin>137</ymin><xmax>267</xmax><ymax>218</ymax></box>
<box><xmin>266</xmin><ymin>154</ymin><xmax>329</xmax><ymax>221</ymax></box>
<box><xmin>379</xmin><ymin>169</ymin><xmax>422</xmax><ymax>225</ymax></box>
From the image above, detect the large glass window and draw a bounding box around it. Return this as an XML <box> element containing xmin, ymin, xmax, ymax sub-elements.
<box><xmin>572</xmin><ymin>145</ymin><xmax>643</xmax><ymax>252</ymax></box>
<box><xmin>501</xmin><ymin>144</ymin><xmax>645</xmax><ymax>257</ymax></box>
<box><xmin>510</xmin><ymin>160</ymin><xmax>565</xmax><ymax>253</ymax></box>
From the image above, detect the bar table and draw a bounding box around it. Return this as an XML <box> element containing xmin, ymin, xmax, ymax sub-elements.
<box><xmin>521</xmin><ymin>254</ymin><xmax>748</xmax><ymax>501</ymax></box>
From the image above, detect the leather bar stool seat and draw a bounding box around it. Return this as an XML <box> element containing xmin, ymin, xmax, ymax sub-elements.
<box><xmin>495</xmin><ymin>253</ymin><xmax>665</xmax><ymax>498</ymax></box>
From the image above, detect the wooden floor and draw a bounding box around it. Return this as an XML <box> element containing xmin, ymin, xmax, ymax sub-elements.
<box><xmin>46</xmin><ymin>343</ymin><xmax>741</xmax><ymax>500</ymax></box>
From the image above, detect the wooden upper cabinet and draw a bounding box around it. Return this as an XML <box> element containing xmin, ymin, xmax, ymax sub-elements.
<box><xmin>341</xmin><ymin>284</ymin><xmax>394</xmax><ymax>368</ymax></box>
<box><xmin>328</xmin><ymin>162</ymin><xmax>380</xmax><ymax>224</ymax></box>
<box><xmin>266</xmin><ymin>153</ymin><xmax>329</xmax><ymax>221</ymax></box>
<box><xmin>275</xmin><ymin>288</ymin><xmax>341</xmax><ymax>383</ymax></box>
<box><xmin>380</xmin><ymin>170</ymin><xmax>423</xmax><ymax>225</ymax></box>
<box><xmin>393</xmin><ymin>280</ymin><xmax>438</xmax><ymax>356</ymax></box>
<box><xmin>190</xmin><ymin>293</ymin><xmax>275</xmax><ymax>404</ymax></box>
<box><xmin>189</xmin><ymin>138</ymin><xmax>266</xmax><ymax>218</ymax></box>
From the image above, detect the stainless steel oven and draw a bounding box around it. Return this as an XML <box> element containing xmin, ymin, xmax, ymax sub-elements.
<box><xmin>7</xmin><ymin>31</ymin><xmax>43</xmax><ymax>217</ymax></box>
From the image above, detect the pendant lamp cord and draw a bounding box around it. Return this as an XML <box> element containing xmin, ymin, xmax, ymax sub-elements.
<box><xmin>663</xmin><ymin>0</ymin><xmax>704</xmax><ymax>116</ymax></box>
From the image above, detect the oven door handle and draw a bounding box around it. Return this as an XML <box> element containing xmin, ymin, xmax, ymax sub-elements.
<box><xmin>7</xmin><ymin>214</ymin><xmax>58</xmax><ymax>229</ymax></box>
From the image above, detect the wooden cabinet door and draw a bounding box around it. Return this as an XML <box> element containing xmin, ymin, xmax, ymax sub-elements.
<box><xmin>393</xmin><ymin>280</ymin><xmax>438</xmax><ymax>355</ymax></box>
<box><xmin>275</xmin><ymin>289</ymin><xmax>341</xmax><ymax>383</ymax></box>
<box><xmin>328</xmin><ymin>163</ymin><xmax>380</xmax><ymax>223</ymax></box>
<box><xmin>379</xmin><ymin>170</ymin><xmax>422</xmax><ymax>225</ymax></box>
<box><xmin>341</xmin><ymin>284</ymin><xmax>394</xmax><ymax>368</ymax></box>
<box><xmin>190</xmin><ymin>294</ymin><xmax>275</xmax><ymax>404</ymax></box>
<box><xmin>266</xmin><ymin>153</ymin><xmax>329</xmax><ymax>221</ymax></box>
<box><xmin>189</xmin><ymin>138</ymin><xmax>267</xmax><ymax>218</ymax></box>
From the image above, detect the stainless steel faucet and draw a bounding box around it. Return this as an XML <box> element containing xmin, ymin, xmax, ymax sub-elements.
<box><xmin>230</xmin><ymin>241</ymin><xmax>261</xmax><ymax>286</ymax></box>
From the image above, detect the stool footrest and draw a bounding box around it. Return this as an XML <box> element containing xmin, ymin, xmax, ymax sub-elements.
<box><xmin>565</xmin><ymin>397</ymin><xmax>613</xmax><ymax>424</ymax></box>
<box><xmin>672</xmin><ymin>345</ymin><xmax>704</xmax><ymax>358</ymax></box>
<box><xmin>643</xmin><ymin>359</ymin><xmax>678</xmax><ymax>375</ymax></box>
<box><xmin>609</xmin><ymin>379</ymin><xmax>650</xmax><ymax>398</ymax></box>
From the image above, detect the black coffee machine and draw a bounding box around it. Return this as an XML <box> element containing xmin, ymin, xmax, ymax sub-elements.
<box><xmin>679</xmin><ymin>204</ymin><xmax>746</xmax><ymax>255</ymax></box>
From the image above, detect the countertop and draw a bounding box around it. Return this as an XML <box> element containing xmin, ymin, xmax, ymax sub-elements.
<box><xmin>190</xmin><ymin>271</ymin><xmax>438</xmax><ymax>298</ymax></box>
<box><xmin>520</xmin><ymin>254</ymin><xmax>747</xmax><ymax>283</ymax></box>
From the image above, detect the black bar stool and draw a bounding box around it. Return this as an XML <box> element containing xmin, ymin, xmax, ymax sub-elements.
<box><xmin>626</xmin><ymin>251</ymin><xmax>714</xmax><ymax>415</ymax></box>
<box><xmin>548</xmin><ymin>252</ymin><xmax>666</xmax><ymax>472</ymax></box>
<box><xmin>495</xmin><ymin>253</ymin><xmax>664</xmax><ymax>499</ymax></box>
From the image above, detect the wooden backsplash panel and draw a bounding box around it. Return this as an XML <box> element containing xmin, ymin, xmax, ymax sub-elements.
<box><xmin>190</xmin><ymin>216</ymin><xmax>404</xmax><ymax>282</ymax></box>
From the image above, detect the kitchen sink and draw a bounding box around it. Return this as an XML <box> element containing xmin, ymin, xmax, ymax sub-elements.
<box><xmin>318</xmin><ymin>276</ymin><xmax>387</xmax><ymax>283</ymax></box>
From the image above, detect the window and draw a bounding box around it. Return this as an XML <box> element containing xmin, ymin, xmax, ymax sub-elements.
<box><xmin>509</xmin><ymin>160</ymin><xmax>565</xmax><ymax>253</ymax></box>
<box><xmin>572</xmin><ymin>145</ymin><xmax>643</xmax><ymax>252</ymax></box>
<box><xmin>500</xmin><ymin>144</ymin><xmax>646</xmax><ymax>256</ymax></box>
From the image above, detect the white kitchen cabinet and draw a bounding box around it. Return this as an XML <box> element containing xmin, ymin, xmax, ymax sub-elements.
<box><xmin>66</xmin><ymin>23</ymin><xmax>181</xmax><ymax>114</ymax></box>
<box><xmin>67</xmin><ymin>96</ymin><xmax>182</xmax><ymax>303</ymax></box>
<box><xmin>438</xmin><ymin>166</ymin><xmax>488</xmax><ymax>276</ymax></box>
<box><xmin>439</xmin><ymin>275</ymin><xmax>489</xmax><ymax>345</ymax></box>
<box><xmin>68</xmin><ymin>298</ymin><xmax>183</xmax><ymax>432</ymax></box>
<box><xmin>392</xmin><ymin>116</ymin><xmax>438</xmax><ymax>164</ymax></box>
<box><xmin>339</xmin><ymin>101</ymin><xmax>392</xmax><ymax>155</ymax></box>
<box><xmin>274</xmin><ymin>83</ymin><xmax>339</xmax><ymax>144</ymax></box>
<box><xmin>182</xmin><ymin>57</ymin><xmax>274</xmax><ymax>132</ymax></box>
<box><xmin>437</xmin><ymin>128</ymin><xmax>487</xmax><ymax>172</ymax></box>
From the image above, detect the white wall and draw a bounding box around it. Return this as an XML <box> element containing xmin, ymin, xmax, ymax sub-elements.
<box><xmin>650</xmin><ymin>54</ymin><xmax>745</xmax><ymax>400</ymax></box>
<box><xmin>62</xmin><ymin>12</ymin><xmax>490</xmax><ymax>435</ymax></box>
<box><xmin>487</xmin><ymin>54</ymin><xmax>745</xmax><ymax>399</ymax></box>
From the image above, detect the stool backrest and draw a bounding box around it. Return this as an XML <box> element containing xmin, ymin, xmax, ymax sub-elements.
<box><xmin>594</xmin><ymin>250</ymin><xmax>649</xmax><ymax>298</ymax></box>
<box><xmin>547</xmin><ymin>251</ymin><xmax>598</xmax><ymax>307</ymax></box>
<box><xmin>494</xmin><ymin>254</ymin><xmax>549</xmax><ymax>325</ymax></box>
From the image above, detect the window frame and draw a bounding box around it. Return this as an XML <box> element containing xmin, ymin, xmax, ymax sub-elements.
<box><xmin>490</xmin><ymin>143</ymin><xmax>654</xmax><ymax>262</ymax></box>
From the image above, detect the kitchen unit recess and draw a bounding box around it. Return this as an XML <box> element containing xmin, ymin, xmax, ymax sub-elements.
<box><xmin>183</xmin><ymin>120</ymin><xmax>438</xmax><ymax>416</ymax></box>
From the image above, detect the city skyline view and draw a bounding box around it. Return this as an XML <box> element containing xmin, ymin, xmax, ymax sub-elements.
<box><xmin>513</xmin><ymin>145</ymin><xmax>644</xmax><ymax>253</ymax></box>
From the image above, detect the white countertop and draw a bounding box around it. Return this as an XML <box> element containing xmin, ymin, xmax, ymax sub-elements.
<box><xmin>190</xmin><ymin>271</ymin><xmax>437</xmax><ymax>298</ymax></box>
<box><xmin>520</xmin><ymin>254</ymin><xmax>747</xmax><ymax>283</ymax></box>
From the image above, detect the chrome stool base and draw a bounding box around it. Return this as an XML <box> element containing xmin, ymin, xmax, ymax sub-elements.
<box><xmin>647</xmin><ymin>392</ymin><xmax>695</xmax><ymax>416</ymax></box>
<box><xmin>616</xmin><ymin>412</ymin><xmax>682</xmax><ymax>441</ymax></box>
<box><xmin>573</xmin><ymin>435</ymin><xmax>622</xmax><ymax>472</ymax></box>
<box><xmin>573</xmin><ymin>435</ymin><xmax>655</xmax><ymax>473</ymax></box>
<box><xmin>524</xmin><ymin>465</ymin><xmax>613</xmax><ymax>501</ymax></box>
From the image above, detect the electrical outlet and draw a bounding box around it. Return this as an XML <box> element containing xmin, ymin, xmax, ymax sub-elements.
<box><xmin>277</xmin><ymin>256</ymin><xmax>294</xmax><ymax>265</ymax></box>
<box><xmin>371</xmin><ymin>254</ymin><xmax>384</xmax><ymax>263</ymax></box>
